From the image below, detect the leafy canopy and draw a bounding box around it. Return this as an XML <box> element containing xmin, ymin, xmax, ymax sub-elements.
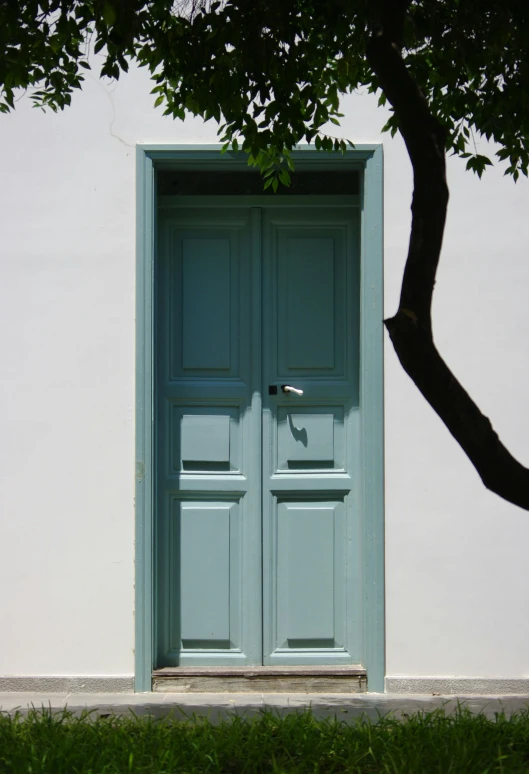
<box><xmin>1</xmin><ymin>0</ymin><xmax>528</xmax><ymax>181</ymax></box>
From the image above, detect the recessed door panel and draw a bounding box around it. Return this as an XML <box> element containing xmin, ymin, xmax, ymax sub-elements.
<box><xmin>281</xmin><ymin>237</ymin><xmax>335</xmax><ymax>369</ymax></box>
<box><xmin>277</xmin><ymin>501</ymin><xmax>339</xmax><ymax>645</ymax></box>
<box><xmin>179</xmin><ymin>502</ymin><xmax>231</xmax><ymax>645</ymax></box>
<box><xmin>167</xmin><ymin>221</ymin><xmax>242</xmax><ymax>380</ymax></box>
<box><xmin>277</xmin><ymin>407</ymin><xmax>345</xmax><ymax>470</ymax></box>
<box><xmin>181</xmin><ymin>238</ymin><xmax>232</xmax><ymax>370</ymax></box>
<box><xmin>159</xmin><ymin>497</ymin><xmax>247</xmax><ymax>663</ymax></box>
<box><xmin>275</xmin><ymin>226</ymin><xmax>348</xmax><ymax>378</ymax></box>
<box><xmin>171</xmin><ymin>406</ymin><xmax>241</xmax><ymax>473</ymax></box>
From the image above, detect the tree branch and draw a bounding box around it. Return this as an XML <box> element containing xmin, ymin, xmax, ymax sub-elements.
<box><xmin>366</xmin><ymin>13</ymin><xmax>529</xmax><ymax>510</ymax></box>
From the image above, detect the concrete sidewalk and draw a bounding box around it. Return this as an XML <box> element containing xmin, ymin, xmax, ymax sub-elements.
<box><xmin>1</xmin><ymin>692</ymin><xmax>529</xmax><ymax>723</ymax></box>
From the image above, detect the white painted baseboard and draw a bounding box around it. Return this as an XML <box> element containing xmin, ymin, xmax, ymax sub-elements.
<box><xmin>0</xmin><ymin>676</ymin><xmax>134</xmax><ymax>693</ymax></box>
<box><xmin>386</xmin><ymin>677</ymin><xmax>529</xmax><ymax>695</ymax></box>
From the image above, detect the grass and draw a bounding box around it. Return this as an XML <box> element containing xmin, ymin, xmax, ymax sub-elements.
<box><xmin>0</xmin><ymin>706</ymin><xmax>529</xmax><ymax>773</ymax></box>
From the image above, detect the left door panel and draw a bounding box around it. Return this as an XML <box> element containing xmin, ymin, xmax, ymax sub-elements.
<box><xmin>155</xmin><ymin>206</ymin><xmax>261</xmax><ymax>666</ymax></box>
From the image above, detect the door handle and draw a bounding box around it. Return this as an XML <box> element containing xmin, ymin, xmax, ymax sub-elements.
<box><xmin>281</xmin><ymin>384</ymin><xmax>304</xmax><ymax>396</ymax></box>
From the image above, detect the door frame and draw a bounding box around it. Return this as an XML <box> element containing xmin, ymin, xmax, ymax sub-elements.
<box><xmin>135</xmin><ymin>144</ymin><xmax>384</xmax><ymax>692</ymax></box>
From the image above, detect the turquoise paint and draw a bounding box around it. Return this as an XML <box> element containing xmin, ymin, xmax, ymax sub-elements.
<box><xmin>360</xmin><ymin>145</ymin><xmax>385</xmax><ymax>692</ymax></box>
<box><xmin>261</xmin><ymin>204</ymin><xmax>361</xmax><ymax>666</ymax></box>
<box><xmin>278</xmin><ymin>233</ymin><xmax>336</xmax><ymax>368</ymax></box>
<box><xmin>277</xmin><ymin>502</ymin><xmax>341</xmax><ymax>644</ymax></box>
<box><xmin>135</xmin><ymin>145</ymin><xmax>384</xmax><ymax>691</ymax></box>
<box><xmin>180</xmin><ymin>504</ymin><xmax>232</xmax><ymax>641</ymax></box>
<box><xmin>158</xmin><ymin>202</ymin><xmax>361</xmax><ymax>667</ymax></box>
<box><xmin>155</xmin><ymin>205</ymin><xmax>261</xmax><ymax>667</ymax></box>
<box><xmin>279</xmin><ymin>412</ymin><xmax>335</xmax><ymax>464</ymax></box>
<box><xmin>181</xmin><ymin>415</ymin><xmax>231</xmax><ymax>463</ymax></box>
<box><xmin>135</xmin><ymin>147</ymin><xmax>155</xmax><ymax>692</ymax></box>
<box><xmin>181</xmin><ymin>239</ymin><xmax>231</xmax><ymax>368</ymax></box>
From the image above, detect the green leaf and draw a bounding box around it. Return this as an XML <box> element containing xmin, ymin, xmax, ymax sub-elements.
<box><xmin>102</xmin><ymin>2</ymin><xmax>117</xmax><ymax>27</ymax></box>
<box><xmin>278</xmin><ymin>168</ymin><xmax>291</xmax><ymax>186</ymax></box>
<box><xmin>1</xmin><ymin>0</ymin><xmax>527</xmax><ymax>184</ymax></box>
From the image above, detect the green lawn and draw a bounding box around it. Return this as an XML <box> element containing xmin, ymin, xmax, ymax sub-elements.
<box><xmin>1</xmin><ymin>706</ymin><xmax>528</xmax><ymax>773</ymax></box>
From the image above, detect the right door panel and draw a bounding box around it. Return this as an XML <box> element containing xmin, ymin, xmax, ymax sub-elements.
<box><xmin>262</xmin><ymin>206</ymin><xmax>362</xmax><ymax>666</ymax></box>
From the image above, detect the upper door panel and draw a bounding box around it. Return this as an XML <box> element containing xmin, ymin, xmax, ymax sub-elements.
<box><xmin>264</xmin><ymin>207</ymin><xmax>360</xmax><ymax>399</ymax></box>
<box><xmin>160</xmin><ymin>207</ymin><xmax>251</xmax><ymax>384</ymax></box>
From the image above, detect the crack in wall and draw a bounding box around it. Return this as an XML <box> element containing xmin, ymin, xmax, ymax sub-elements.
<box><xmin>88</xmin><ymin>73</ymin><xmax>135</xmax><ymax>149</ymax></box>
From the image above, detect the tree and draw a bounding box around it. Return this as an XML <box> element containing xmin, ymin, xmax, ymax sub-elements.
<box><xmin>2</xmin><ymin>0</ymin><xmax>529</xmax><ymax>508</ymax></box>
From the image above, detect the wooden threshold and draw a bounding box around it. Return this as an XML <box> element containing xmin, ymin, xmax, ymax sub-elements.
<box><xmin>152</xmin><ymin>666</ymin><xmax>367</xmax><ymax>693</ymax></box>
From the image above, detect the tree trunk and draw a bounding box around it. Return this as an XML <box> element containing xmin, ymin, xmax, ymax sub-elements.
<box><xmin>366</xmin><ymin>11</ymin><xmax>529</xmax><ymax>510</ymax></box>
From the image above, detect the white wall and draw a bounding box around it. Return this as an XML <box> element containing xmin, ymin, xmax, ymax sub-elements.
<box><xmin>1</xmin><ymin>61</ymin><xmax>528</xmax><ymax>684</ymax></box>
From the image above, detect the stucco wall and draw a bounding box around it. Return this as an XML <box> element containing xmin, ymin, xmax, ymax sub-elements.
<box><xmin>1</xmin><ymin>61</ymin><xmax>528</xmax><ymax>687</ymax></box>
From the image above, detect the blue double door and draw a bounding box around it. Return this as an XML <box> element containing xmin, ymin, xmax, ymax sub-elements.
<box><xmin>155</xmin><ymin>200</ymin><xmax>363</xmax><ymax>667</ymax></box>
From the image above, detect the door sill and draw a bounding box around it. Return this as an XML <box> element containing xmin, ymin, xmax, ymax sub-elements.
<box><xmin>152</xmin><ymin>666</ymin><xmax>367</xmax><ymax>693</ymax></box>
